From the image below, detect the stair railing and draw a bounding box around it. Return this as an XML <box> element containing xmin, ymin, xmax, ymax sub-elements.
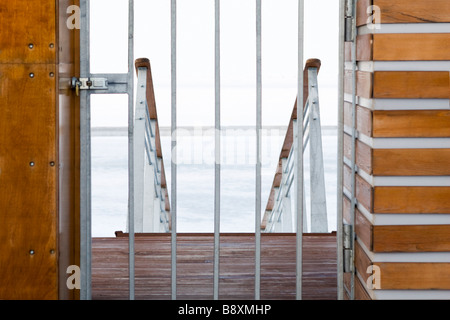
<box><xmin>262</xmin><ymin>58</ymin><xmax>328</xmax><ymax>233</ymax></box>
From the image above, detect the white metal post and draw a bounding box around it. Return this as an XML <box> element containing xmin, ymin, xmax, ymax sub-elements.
<box><xmin>255</xmin><ymin>0</ymin><xmax>262</xmax><ymax>301</ymax></box>
<box><xmin>214</xmin><ymin>0</ymin><xmax>221</xmax><ymax>301</ymax></box>
<box><xmin>170</xmin><ymin>0</ymin><xmax>178</xmax><ymax>301</ymax></box>
<box><xmin>295</xmin><ymin>0</ymin><xmax>305</xmax><ymax>300</ymax></box>
<box><xmin>337</xmin><ymin>0</ymin><xmax>346</xmax><ymax>300</ymax></box>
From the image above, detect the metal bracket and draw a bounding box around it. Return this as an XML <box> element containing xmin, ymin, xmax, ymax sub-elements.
<box><xmin>71</xmin><ymin>77</ymin><xmax>108</xmax><ymax>96</ymax></box>
<box><xmin>343</xmin><ymin>224</ymin><xmax>354</xmax><ymax>273</ymax></box>
<box><xmin>344</xmin><ymin>0</ymin><xmax>355</xmax><ymax>42</ymax></box>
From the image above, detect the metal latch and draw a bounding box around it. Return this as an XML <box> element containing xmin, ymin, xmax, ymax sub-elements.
<box><xmin>71</xmin><ymin>77</ymin><xmax>108</xmax><ymax>96</ymax></box>
<box><xmin>343</xmin><ymin>224</ymin><xmax>353</xmax><ymax>273</ymax></box>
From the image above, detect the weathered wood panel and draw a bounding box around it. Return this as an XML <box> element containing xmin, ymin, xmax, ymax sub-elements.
<box><xmin>373</xmin><ymin>225</ymin><xmax>450</xmax><ymax>253</ymax></box>
<box><xmin>373</xmin><ymin>110</ymin><xmax>450</xmax><ymax>138</ymax></box>
<box><xmin>58</xmin><ymin>0</ymin><xmax>80</xmax><ymax>300</ymax></box>
<box><xmin>344</xmin><ymin>133</ymin><xmax>372</xmax><ymax>175</ymax></box>
<box><xmin>374</xmin><ymin>187</ymin><xmax>450</xmax><ymax>214</ymax></box>
<box><xmin>374</xmin><ymin>34</ymin><xmax>450</xmax><ymax>61</ymax></box>
<box><xmin>356</xmin><ymin>0</ymin><xmax>373</xmax><ymax>27</ymax></box>
<box><xmin>344</xmin><ymin>102</ymin><xmax>373</xmax><ymax>138</ymax></box>
<box><xmin>92</xmin><ymin>233</ymin><xmax>337</xmax><ymax>300</ymax></box>
<box><xmin>343</xmin><ymin>164</ymin><xmax>374</xmax><ymax>213</ymax></box>
<box><xmin>373</xmin><ymin>149</ymin><xmax>450</xmax><ymax>176</ymax></box>
<box><xmin>373</xmin><ymin>72</ymin><xmax>450</xmax><ymax>99</ymax></box>
<box><xmin>0</xmin><ymin>1</ymin><xmax>56</xmax><ymax>64</ymax></box>
<box><xmin>343</xmin><ymin>196</ymin><xmax>372</xmax><ymax>251</ymax></box>
<box><xmin>373</xmin><ymin>0</ymin><xmax>450</xmax><ymax>23</ymax></box>
<box><xmin>0</xmin><ymin>64</ymin><xmax>58</xmax><ymax>300</ymax></box>
<box><xmin>345</xmin><ymin>70</ymin><xmax>373</xmax><ymax>99</ymax></box>
<box><xmin>345</xmin><ymin>34</ymin><xmax>373</xmax><ymax>61</ymax></box>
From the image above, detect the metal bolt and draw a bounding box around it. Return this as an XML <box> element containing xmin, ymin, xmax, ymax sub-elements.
<box><xmin>29</xmin><ymin>250</ymin><xmax>35</xmax><ymax>255</ymax></box>
<box><xmin>29</xmin><ymin>161</ymin><xmax>35</xmax><ymax>167</ymax></box>
<box><xmin>28</xmin><ymin>43</ymin><xmax>34</xmax><ymax>49</ymax></box>
<box><xmin>29</xmin><ymin>73</ymin><xmax>34</xmax><ymax>78</ymax></box>
<box><xmin>50</xmin><ymin>249</ymin><xmax>55</xmax><ymax>254</ymax></box>
<box><xmin>50</xmin><ymin>161</ymin><xmax>55</xmax><ymax>167</ymax></box>
<box><xmin>49</xmin><ymin>72</ymin><xmax>54</xmax><ymax>77</ymax></box>
<box><xmin>49</xmin><ymin>43</ymin><xmax>54</xmax><ymax>48</ymax></box>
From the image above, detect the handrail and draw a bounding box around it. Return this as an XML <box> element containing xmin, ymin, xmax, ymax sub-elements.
<box><xmin>132</xmin><ymin>58</ymin><xmax>171</xmax><ymax>232</ymax></box>
<box><xmin>262</xmin><ymin>58</ymin><xmax>328</xmax><ymax>233</ymax></box>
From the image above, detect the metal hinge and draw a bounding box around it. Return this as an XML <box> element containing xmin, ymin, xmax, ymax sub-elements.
<box><xmin>71</xmin><ymin>77</ymin><xmax>108</xmax><ymax>96</ymax></box>
<box><xmin>345</xmin><ymin>0</ymin><xmax>355</xmax><ymax>42</ymax></box>
<box><xmin>343</xmin><ymin>224</ymin><xmax>354</xmax><ymax>273</ymax></box>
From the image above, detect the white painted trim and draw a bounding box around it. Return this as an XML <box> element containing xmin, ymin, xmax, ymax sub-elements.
<box><xmin>357</xmin><ymin>237</ymin><xmax>450</xmax><ymax>264</ymax></box>
<box><xmin>373</xmin><ymin>176</ymin><xmax>450</xmax><ymax>187</ymax></box>
<box><xmin>372</xmin><ymin>290</ymin><xmax>450</xmax><ymax>300</ymax></box>
<box><xmin>355</xmin><ymin>271</ymin><xmax>450</xmax><ymax>300</ymax></box>
<box><xmin>344</xmin><ymin>94</ymin><xmax>450</xmax><ymax>110</ymax></box>
<box><xmin>358</xmin><ymin>23</ymin><xmax>450</xmax><ymax>35</ymax></box>
<box><xmin>343</xmin><ymin>126</ymin><xmax>450</xmax><ymax>149</ymax></box>
<box><xmin>350</xmin><ymin>61</ymin><xmax>450</xmax><ymax>72</ymax></box>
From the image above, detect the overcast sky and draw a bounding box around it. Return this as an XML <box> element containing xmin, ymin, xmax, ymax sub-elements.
<box><xmin>89</xmin><ymin>0</ymin><xmax>339</xmax><ymax>128</ymax></box>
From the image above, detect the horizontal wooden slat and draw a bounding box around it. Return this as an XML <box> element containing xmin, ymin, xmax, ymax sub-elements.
<box><xmin>374</xmin><ymin>186</ymin><xmax>450</xmax><ymax>214</ymax></box>
<box><xmin>373</xmin><ymin>71</ymin><xmax>450</xmax><ymax>99</ymax></box>
<box><xmin>375</xmin><ymin>262</ymin><xmax>450</xmax><ymax>290</ymax></box>
<box><xmin>344</xmin><ymin>70</ymin><xmax>373</xmax><ymax>99</ymax></box>
<box><xmin>374</xmin><ymin>34</ymin><xmax>450</xmax><ymax>61</ymax></box>
<box><xmin>355</xmin><ymin>241</ymin><xmax>450</xmax><ymax>291</ymax></box>
<box><xmin>345</xmin><ymin>197</ymin><xmax>450</xmax><ymax>253</ymax></box>
<box><xmin>373</xmin><ymin>149</ymin><xmax>450</xmax><ymax>176</ymax></box>
<box><xmin>344</xmin><ymin>102</ymin><xmax>373</xmax><ymax>137</ymax></box>
<box><xmin>373</xmin><ymin>225</ymin><xmax>450</xmax><ymax>253</ymax></box>
<box><xmin>373</xmin><ymin>110</ymin><xmax>450</xmax><ymax>138</ymax></box>
<box><xmin>373</xmin><ymin>0</ymin><xmax>450</xmax><ymax>23</ymax></box>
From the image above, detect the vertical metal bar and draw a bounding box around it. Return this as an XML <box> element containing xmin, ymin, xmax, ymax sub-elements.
<box><xmin>171</xmin><ymin>0</ymin><xmax>178</xmax><ymax>301</ymax></box>
<box><xmin>337</xmin><ymin>0</ymin><xmax>346</xmax><ymax>301</ymax></box>
<box><xmin>295</xmin><ymin>0</ymin><xmax>305</xmax><ymax>300</ymax></box>
<box><xmin>127</xmin><ymin>0</ymin><xmax>135</xmax><ymax>301</ymax></box>
<box><xmin>349</xmin><ymin>0</ymin><xmax>357</xmax><ymax>301</ymax></box>
<box><xmin>79</xmin><ymin>0</ymin><xmax>91</xmax><ymax>300</ymax></box>
<box><xmin>255</xmin><ymin>0</ymin><xmax>262</xmax><ymax>301</ymax></box>
<box><xmin>213</xmin><ymin>0</ymin><xmax>221</xmax><ymax>301</ymax></box>
<box><xmin>308</xmin><ymin>69</ymin><xmax>328</xmax><ymax>233</ymax></box>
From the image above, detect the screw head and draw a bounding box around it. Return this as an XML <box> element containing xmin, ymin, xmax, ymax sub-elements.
<box><xmin>49</xmin><ymin>43</ymin><xmax>54</xmax><ymax>48</ymax></box>
<box><xmin>29</xmin><ymin>250</ymin><xmax>35</xmax><ymax>255</ymax></box>
<box><xmin>50</xmin><ymin>161</ymin><xmax>55</xmax><ymax>167</ymax></box>
<box><xmin>29</xmin><ymin>161</ymin><xmax>35</xmax><ymax>167</ymax></box>
<box><xmin>50</xmin><ymin>249</ymin><xmax>55</xmax><ymax>254</ymax></box>
<box><xmin>28</xmin><ymin>43</ymin><xmax>34</xmax><ymax>49</ymax></box>
<box><xmin>29</xmin><ymin>73</ymin><xmax>34</xmax><ymax>78</ymax></box>
<box><xmin>49</xmin><ymin>72</ymin><xmax>54</xmax><ymax>77</ymax></box>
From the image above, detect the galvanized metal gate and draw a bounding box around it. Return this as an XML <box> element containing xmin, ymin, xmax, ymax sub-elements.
<box><xmin>78</xmin><ymin>0</ymin><xmax>344</xmax><ymax>300</ymax></box>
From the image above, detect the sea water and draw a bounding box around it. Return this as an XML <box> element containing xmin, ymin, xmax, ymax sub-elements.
<box><xmin>91</xmin><ymin>127</ymin><xmax>337</xmax><ymax>237</ymax></box>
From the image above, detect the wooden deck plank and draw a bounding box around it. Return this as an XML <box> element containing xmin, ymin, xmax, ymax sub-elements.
<box><xmin>92</xmin><ymin>233</ymin><xmax>337</xmax><ymax>300</ymax></box>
